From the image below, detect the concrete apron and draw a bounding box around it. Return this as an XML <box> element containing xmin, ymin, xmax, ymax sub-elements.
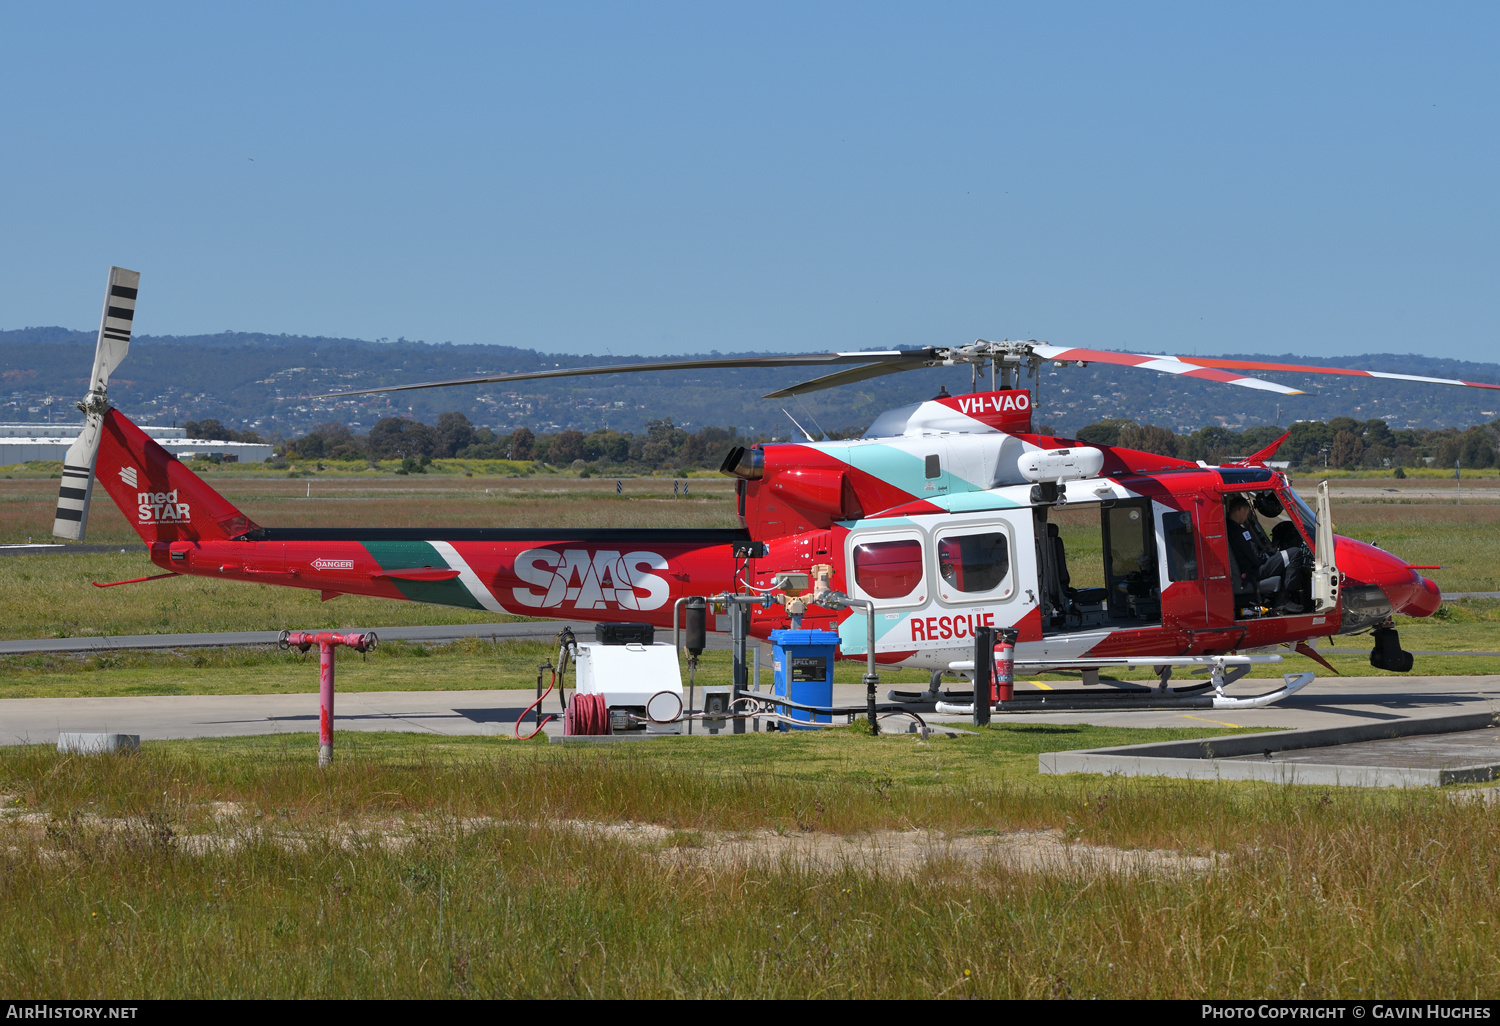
<box><xmin>1041</xmin><ymin>711</ymin><xmax>1500</xmax><ymax>787</ymax></box>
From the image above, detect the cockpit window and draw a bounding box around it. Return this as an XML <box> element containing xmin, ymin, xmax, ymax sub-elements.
<box><xmin>1161</xmin><ymin>511</ymin><xmax>1198</xmax><ymax>581</ymax></box>
<box><xmin>1282</xmin><ymin>487</ymin><xmax>1318</xmax><ymax>544</ymax></box>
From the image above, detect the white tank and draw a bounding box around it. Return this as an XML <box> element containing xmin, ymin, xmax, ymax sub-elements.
<box><xmin>1017</xmin><ymin>447</ymin><xmax>1105</xmax><ymax>483</ymax></box>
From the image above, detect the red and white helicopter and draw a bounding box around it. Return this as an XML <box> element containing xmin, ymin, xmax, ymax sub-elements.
<box><xmin>54</xmin><ymin>267</ymin><xmax>1483</xmax><ymax>710</ymax></box>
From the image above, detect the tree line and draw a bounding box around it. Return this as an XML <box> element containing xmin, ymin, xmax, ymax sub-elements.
<box><xmin>274</xmin><ymin>411</ymin><xmax>1500</xmax><ymax>473</ymax></box>
<box><xmin>183</xmin><ymin>419</ymin><xmax>267</xmax><ymax>444</ymax></box>
<box><xmin>278</xmin><ymin>413</ymin><xmax>753</xmax><ymax>472</ymax></box>
<box><xmin>1074</xmin><ymin>417</ymin><xmax>1500</xmax><ymax>470</ymax></box>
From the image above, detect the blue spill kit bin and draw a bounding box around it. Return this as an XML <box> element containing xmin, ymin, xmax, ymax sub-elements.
<box><xmin>770</xmin><ymin>628</ymin><xmax>839</xmax><ymax>730</ymax></box>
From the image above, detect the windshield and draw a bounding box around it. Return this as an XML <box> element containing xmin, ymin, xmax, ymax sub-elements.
<box><xmin>1281</xmin><ymin>485</ymin><xmax>1318</xmax><ymax>544</ymax></box>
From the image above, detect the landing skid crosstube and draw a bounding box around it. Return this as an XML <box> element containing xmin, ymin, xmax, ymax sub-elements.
<box><xmin>893</xmin><ymin>654</ymin><xmax>1315</xmax><ymax>713</ymax></box>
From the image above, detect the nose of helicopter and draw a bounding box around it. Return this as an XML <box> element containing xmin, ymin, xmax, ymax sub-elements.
<box><xmin>1333</xmin><ymin>536</ymin><xmax>1442</xmax><ymax>617</ymax></box>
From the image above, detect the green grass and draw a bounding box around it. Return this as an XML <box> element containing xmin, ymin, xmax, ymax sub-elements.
<box><xmin>3</xmin><ymin>730</ymin><xmax>1498</xmax><ymax>998</ymax></box>
<box><xmin>1293</xmin><ymin>469</ymin><xmax>1500</xmax><ymax>480</ymax></box>
<box><xmin>4</xmin><ymin>726</ymin><xmax>1260</xmax><ymax>827</ymax></box>
<box><xmin>0</xmin><ymin>582</ymin><xmax>1495</xmax><ymax>701</ymax></box>
<box><xmin>0</xmin><ymin>638</ymin><xmax>553</xmax><ymax>699</ymax></box>
<box><xmin>4</xmin><ymin>605</ymin><xmax>1496</xmax><ymax>699</ymax></box>
<box><xmin>0</xmin><ymin>638</ymin><xmax>946</xmax><ymax>699</ymax></box>
<box><xmin>0</xmin><ymin>458</ymin><xmax>732</xmax><ymax>479</ymax></box>
<box><xmin>1330</xmin><ymin>502</ymin><xmax>1500</xmax><ymax>593</ymax></box>
<box><xmin>0</xmin><ymin>472</ymin><xmax>739</xmax><ymax>546</ymax></box>
<box><xmin>0</xmin><ymin>551</ymin><xmax>513</xmax><ymax>640</ymax></box>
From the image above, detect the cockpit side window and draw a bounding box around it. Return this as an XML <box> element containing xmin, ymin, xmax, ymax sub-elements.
<box><xmin>1279</xmin><ymin>486</ymin><xmax>1318</xmax><ymax>546</ymax></box>
<box><xmin>1161</xmin><ymin>511</ymin><xmax>1197</xmax><ymax>581</ymax></box>
<box><xmin>852</xmin><ymin>537</ymin><xmax>925</xmax><ymax>601</ymax></box>
<box><xmin>935</xmin><ymin>530</ymin><xmax>1011</xmax><ymax>600</ymax></box>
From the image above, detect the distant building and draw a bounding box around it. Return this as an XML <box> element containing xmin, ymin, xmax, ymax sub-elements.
<box><xmin>0</xmin><ymin>423</ymin><xmax>273</xmax><ymax>464</ymax></box>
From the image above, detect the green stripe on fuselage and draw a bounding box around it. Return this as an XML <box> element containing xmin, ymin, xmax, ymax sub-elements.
<box><xmin>361</xmin><ymin>540</ymin><xmax>484</xmax><ymax>610</ymax></box>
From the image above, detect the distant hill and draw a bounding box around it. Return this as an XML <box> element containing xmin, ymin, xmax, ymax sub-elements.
<box><xmin>2</xmin><ymin>327</ymin><xmax>1497</xmax><ymax>438</ymax></box>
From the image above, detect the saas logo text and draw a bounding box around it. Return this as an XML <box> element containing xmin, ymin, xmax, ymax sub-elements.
<box><xmin>137</xmin><ymin>489</ymin><xmax>190</xmax><ymax>524</ymax></box>
<box><xmin>511</xmin><ymin>549</ymin><xmax>669</xmax><ymax>610</ymax></box>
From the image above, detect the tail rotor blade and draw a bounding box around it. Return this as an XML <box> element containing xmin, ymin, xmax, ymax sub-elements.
<box><xmin>53</xmin><ymin>266</ymin><xmax>139</xmax><ymax>541</ymax></box>
<box><xmin>53</xmin><ymin>414</ymin><xmax>102</xmax><ymax>540</ymax></box>
<box><xmin>92</xmin><ymin>267</ymin><xmax>139</xmax><ymax>391</ymax></box>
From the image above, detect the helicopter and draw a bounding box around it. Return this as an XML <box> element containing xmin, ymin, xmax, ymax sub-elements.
<box><xmin>52</xmin><ymin>267</ymin><xmax>1476</xmax><ymax>709</ymax></box>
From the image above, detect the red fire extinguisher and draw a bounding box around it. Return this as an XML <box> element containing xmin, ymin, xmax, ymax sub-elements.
<box><xmin>992</xmin><ymin>629</ymin><xmax>1017</xmax><ymax>703</ymax></box>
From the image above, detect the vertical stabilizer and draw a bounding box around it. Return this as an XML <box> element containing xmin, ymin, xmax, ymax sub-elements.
<box><xmin>92</xmin><ymin>409</ymin><xmax>258</xmax><ymax>544</ymax></box>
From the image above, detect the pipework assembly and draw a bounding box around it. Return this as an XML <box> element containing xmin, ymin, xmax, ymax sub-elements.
<box><xmin>278</xmin><ymin>630</ymin><xmax>378</xmax><ymax>767</ymax></box>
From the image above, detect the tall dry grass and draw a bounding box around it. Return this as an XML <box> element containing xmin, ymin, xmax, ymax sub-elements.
<box><xmin>2</xmin><ymin>733</ymin><xmax>1497</xmax><ymax>998</ymax></box>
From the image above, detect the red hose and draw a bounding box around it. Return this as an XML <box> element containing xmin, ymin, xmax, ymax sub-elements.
<box><xmin>514</xmin><ymin>667</ymin><xmax>559</xmax><ymax>741</ymax></box>
<box><xmin>566</xmin><ymin>692</ymin><xmax>611</xmax><ymax>736</ymax></box>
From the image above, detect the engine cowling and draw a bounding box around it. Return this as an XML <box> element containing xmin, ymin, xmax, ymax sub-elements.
<box><xmin>768</xmin><ymin>466</ymin><xmax>862</xmax><ymax>520</ymax></box>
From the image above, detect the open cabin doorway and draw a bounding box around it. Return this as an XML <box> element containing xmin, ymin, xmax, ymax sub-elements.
<box><xmin>1036</xmin><ymin>499</ymin><xmax>1163</xmax><ymax>634</ymax></box>
<box><xmin>1223</xmin><ymin>487</ymin><xmax>1316</xmax><ymax>621</ymax></box>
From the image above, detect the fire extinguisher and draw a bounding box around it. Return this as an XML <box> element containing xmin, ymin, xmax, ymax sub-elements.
<box><xmin>992</xmin><ymin>628</ymin><xmax>1018</xmax><ymax>703</ymax></box>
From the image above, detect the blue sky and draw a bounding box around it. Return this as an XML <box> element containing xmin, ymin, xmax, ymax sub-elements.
<box><xmin>2</xmin><ymin>3</ymin><xmax>1496</xmax><ymax>360</ymax></box>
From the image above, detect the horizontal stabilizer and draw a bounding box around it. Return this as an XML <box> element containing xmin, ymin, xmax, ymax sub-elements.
<box><xmin>373</xmin><ymin>568</ymin><xmax>464</xmax><ymax>582</ymax></box>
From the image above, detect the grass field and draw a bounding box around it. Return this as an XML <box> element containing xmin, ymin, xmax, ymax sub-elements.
<box><xmin>4</xmin><ymin>729</ymin><xmax>1498</xmax><ymax>998</ymax></box>
<box><xmin>0</xmin><ymin>636</ymin><xmax>948</xmax><ymax>700</ymax></box>
<box><xmin>0</xmin><ymin>614</ymin><xmax>1497</xmax><ymax>700</ymax></box>
<box><xmin>0</xmin><ymin>550</ymin><xmax>510</xmax><ymax>640</ymax></box>
<box><xmin>0</xmin><ymin>474</ymin><xmax>740</xmax><ymax>547</ymax></box>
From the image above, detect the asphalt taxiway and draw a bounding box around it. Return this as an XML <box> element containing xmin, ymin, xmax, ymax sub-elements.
<box><xmin>4</xmin><ymin>674</ymin><xmax>1498</xmax><ymax>747</ymax></box>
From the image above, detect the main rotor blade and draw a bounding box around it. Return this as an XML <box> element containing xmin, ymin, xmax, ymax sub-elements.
<box><xmin>1031</xmin><ymin>345</ymin><xmax>1308</xmax><ymax>396</ymax></box>
<box><xmin>1153</xmin><ymin>354</ymin><xmax>1500</xmax><ymax>392</ymax></box>
<box><xmin>309</xmin><ymin>350</ymin><xmax>925</xmax><ymax>399</ymax></box>
<box><xmin>763</xmin><ymin>356</ymin><xmax>932</xmax><ymax>398</ymax></box>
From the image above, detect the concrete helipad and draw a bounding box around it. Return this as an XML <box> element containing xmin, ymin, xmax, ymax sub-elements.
<box><xmin>1040</xmin><ymin>711</ymin><xmax>1500</xmax><ymax>787</ymax></box>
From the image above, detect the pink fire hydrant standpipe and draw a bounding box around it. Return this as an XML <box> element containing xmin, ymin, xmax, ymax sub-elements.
<box><xmin>279</xmin><ymin>630</ymin><xmax>378</xmax><ymax>767</ymax></box>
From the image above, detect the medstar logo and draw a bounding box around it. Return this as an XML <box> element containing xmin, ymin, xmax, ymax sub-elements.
<box><xmin>511</xmin><ymin>548</ymin><xmax>670</xmax><ymax>610</ymax></box>
<box><xmin>119</xmin><ymin>465</ymin><xmax>138</xmax><ymax>487</ymax></box>
<box><xmin>136</xmin><ymin>489</ymin><xmax>190</xmax><ymax>523</ymax></box>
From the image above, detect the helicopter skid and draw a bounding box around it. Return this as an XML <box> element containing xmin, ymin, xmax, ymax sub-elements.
<box><xmin>930</xmin><ymin>671</ymin><xmax>1315</xmax><ymax>715</ymax></box>
<box><xmin>889</xmin><ymin>681</ymin><xmax>1216</xmax><ymax>704</ymax></box>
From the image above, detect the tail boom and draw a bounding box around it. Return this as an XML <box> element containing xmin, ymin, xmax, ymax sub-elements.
<box><xmin>149</xmin><ymin>530</ymin><xmax>744</xmax><ymax>624</ymax></box>
<box><xmin>94</xmin><ymin>406</ymin><xmax>742</xmax><ymax>625</ymax></box>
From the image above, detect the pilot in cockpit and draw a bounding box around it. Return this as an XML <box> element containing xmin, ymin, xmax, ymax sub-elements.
<box><xmin>1225</xmin><ymin>493</ymin><xmax>1310</xmax><ymax>614</ymax></box>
